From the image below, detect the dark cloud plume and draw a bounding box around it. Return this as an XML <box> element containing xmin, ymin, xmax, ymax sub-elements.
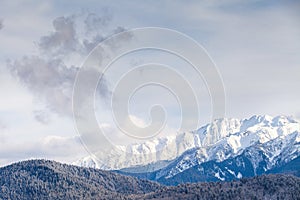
<box><xmin>0</xmin><ymin>19</ymin><xmax>3</xmax><ymax>30</ymax></box>
<box><xmin>39</xmin><ymin>16</ymin><xmax>77</xmax><ymax>58</ymax></box>
<box><xmin>7</xmin><ymin>12</ymin><xmax>130</xmax><ymax>118</ymax></box>
<box><xmin>8</xmin><ymin>56</ymin><xmax>77</xmax><ymax>115</ymax></box>
<box><xmin>38</xmin><ymin>12</ymin><xmax>127</xmax><ymax>57</ymax></box>
<box><xmin>84</xmin><ymin>12</ymin><xmax>112</xmax><ymax>33</ymax></box>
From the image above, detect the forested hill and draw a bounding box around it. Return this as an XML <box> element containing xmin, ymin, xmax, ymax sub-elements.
<box><xmin>0</xmin><ymin>159</ymin><xmax>161</xmax><ymax>199</ymax></box>
<box><xmin>0</xmin><ymin>160</ymin><xmax>299</xmax><ymax>200</ymax></box>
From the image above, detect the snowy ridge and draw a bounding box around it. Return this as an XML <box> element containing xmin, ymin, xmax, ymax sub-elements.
<box><xmin>163</xmin><ymin>130</ymin><xmax>300</xmax><ymax>180</ymax></box>
<box><xmin>74</xmin><ymin>115</ymin><xmax>300</xmax><ymax>171</ymax></box>
<box><xmin>73</xmin><ymin>155</ymin><xmax>99</xmax><ymax>169</ymax></box>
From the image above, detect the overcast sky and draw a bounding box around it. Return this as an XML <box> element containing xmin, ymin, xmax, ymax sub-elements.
<box><xmin>0</xmin><ymin>0</ymin><xmax>299</xmax><ymax>166</ymax></box>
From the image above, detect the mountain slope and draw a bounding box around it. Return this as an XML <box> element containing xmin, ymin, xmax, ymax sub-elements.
<box><xmin>117</xmin><ymin>132</ymin><xmax>300</xmax><ymax>185</ymax></box>
<box><xmin>158</xmin><ymin>130</ymin><xmax>300</xmax><ymax>183</ymax></box>
<box><xmin>268</xmin><ymin>156</ymin><xmax>300</xmax><ymax>177</ymax></box>
<box><xmin>0</xmin><ymin>160</ymin><xmax>299</xmax><ymax>200</ymax></box>
<box><xmin>0</xmin><ymin>160</ymin><xmax>161</xmax><ymax>200</ymax></box>
<box><xmin>143</xmin><ymin>174</ymin><xmax>300</xmax><ymax>200</ymax></box>
<box><xmin>75</xmin><ymin>115</ymin><xmax>300</xmax><ymax>171</ymax></box>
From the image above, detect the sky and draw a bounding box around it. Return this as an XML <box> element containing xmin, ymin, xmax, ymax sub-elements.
<box><xmin>0</xmin><ymin>0</ymin><xmax>300</xmax><ymax>166</ymax></box>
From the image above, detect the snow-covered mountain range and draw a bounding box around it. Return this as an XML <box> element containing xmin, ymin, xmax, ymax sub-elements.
<box><xmin>74</xmin><ymin>115</ymin><xmax>300</xmax><ymax>176</ymax></box>
<box><xmin>156</xmin><ymin>115</ymin><xmax>300</xmax><ymax>179</ymax></box>
<box><xmin>124</xmin><ymin>127</ymin><xmax>300</xmax><ymax>185</ymax></box>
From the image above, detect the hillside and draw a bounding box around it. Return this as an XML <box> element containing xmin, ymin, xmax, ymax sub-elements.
<box><xmin>142</xmin><ymin>174</ymin><xmax>300</xmax><ymax>200</ymax></box>
<box><xmin>0</xmin><ymin>160</ymin><xmax>161</xmax><ymax>199</ymax></box>
<box><xmin>0</xmin><ymin>160</ymin><xmax>300</xmax><ymax>199</ymax></box>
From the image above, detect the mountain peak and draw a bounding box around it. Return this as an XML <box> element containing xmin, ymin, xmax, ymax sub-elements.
<box><xmin>75</xmin><ymin>115</ymin><xmax>300</xmax><ymax>170</ymax></box>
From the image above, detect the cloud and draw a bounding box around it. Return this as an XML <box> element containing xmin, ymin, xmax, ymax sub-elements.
<box><xmin>39</xmin><ymin>16</ymin><xmax>77</xmax><ymax>57</ymax></box>
<box><xmin>129</xmin><ymin>114</ymin><xmax>147</xmax><ymax>128</ymax></box>
<box><xmin>40</xmin><ymin>135</ymin><xmax>83</xmax><ymax>156</ymax></box>
<box><xmin>0</xmin><ymin>19</ymin><xmax>3</xmax><ymax>30</ymax></box>
<box><xmin>0</xmin><ymin>120</ymin><xmax>7</xmax><ymax>131</ymax></box>
<box><xmin>84</xmin><ymin>11</ymin><xmax>112</xmax><ymax>34</ymax></box>
<box><xmin>8</xmin><ymin>56</ymin><xmax>77</xmax><ymax>115</ymax></box>
<box><xmin>0</xmin><ymin>135</ymin><xmax>86</xmax><ymax>166</ymax></box>
<box><xmin>7</xmin><ymin>12</ymin><xmax>131</xmax><ymax>117</ymax></box>
<box><xmin>33</xmin><ymin>110</ymin><xmax>51</xmax><ymax>124</ymax></box>
<box><xmin>38</xmin><ymin>12</ymin><xmax>129</xmax><ymax>58</ymax></box>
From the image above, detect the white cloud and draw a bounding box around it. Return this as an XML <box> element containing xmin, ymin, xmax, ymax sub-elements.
<box><xmin>0</xmin><ymin>66</ymin><xmax>34</xmax><ymax>112</ymax></box>
<box><xmin>129</xmin><ymin>114</ymin><xmax>147</xmax><ymax>128</ymax></box>
<box><xmin>0</xmin><ymin>135</ymin><xmax>87</xmax><ymax>167</ymax></box>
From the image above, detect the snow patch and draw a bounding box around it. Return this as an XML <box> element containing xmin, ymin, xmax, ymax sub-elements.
<box><xmin>237</xmin><ymin>172</ymin><xmax>242</xmax><ymax>179</ymax></box>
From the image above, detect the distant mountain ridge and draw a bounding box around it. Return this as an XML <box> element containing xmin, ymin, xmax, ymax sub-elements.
<box><xmin>116</xmin><ymin>115</ymin><xmax>300</xmax><ymax>185</ymax></box>
<box><xmin>75</xmin><ymin>115</ymin><xmax>300</xmax><ymax>173</ymax></box>
<box><xmin>0</xmin><ymin>160</ymin><xmax>300</xmax><ymax>200</ymax></box>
